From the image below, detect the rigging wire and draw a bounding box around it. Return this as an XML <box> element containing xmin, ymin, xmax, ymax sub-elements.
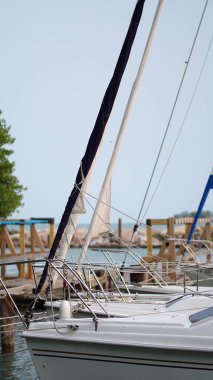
<box><xmin>140</xmin><ymin>33</ymin><xmax>213</xmax><ymax>221</ymax></box>
<box><xmin>76</xmin><ymin>186</ymin><xmax>170</xmax><ymax>285</ymax></box>
<box><xmin>78</xmin><ymin>185</ymin><xmax>213</xmax><ymax>274</ymax></box>
<box><xmin>132</xmin><ymin>0</ymin><xmax>209</xmax><ymax>234</ymax></box>
<box><xmin>78</xmin><ymin>186</ymin><xmax>181</xmax><ymax>242</ymax></box>
<box><xmin>67</xmin><ymin>217</ymin><xmax>91</xmax><ymax>264</ymax></box>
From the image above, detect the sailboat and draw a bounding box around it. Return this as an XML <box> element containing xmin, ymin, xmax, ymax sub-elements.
<box><xmin>22</xmin><ymin>1</ymin><xmax>213</xmax><ymax>379</ymax></box>
<box><xmin>23</xmin><ymin>293</ymin><xmax>213</xmax><ymax>379</ymax></box>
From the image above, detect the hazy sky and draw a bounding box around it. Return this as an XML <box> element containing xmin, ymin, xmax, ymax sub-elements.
<box><xmin>0</xmin><ymin>0</ymin><xmax>212</xmax><ymax>225</ymax></box>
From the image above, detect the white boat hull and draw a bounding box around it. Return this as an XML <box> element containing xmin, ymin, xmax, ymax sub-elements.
<box><xmin>26</xmin><ymin>336</ymin><xmax>213</xmax><ymax>380</ymax></box>
<box><xmin>23</xmin><ymin>294</ymin><xmax>213</xmax><ymax>379</ymax></box>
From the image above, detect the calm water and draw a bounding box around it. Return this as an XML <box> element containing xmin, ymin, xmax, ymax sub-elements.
<box><xmin>0</xmin><ymin>326</ymin><xmax>38</xmax><ymax>380</ymax></box>
<box><xmin>4</xmin><ymin>246</ymin><xmax>149</xmax><ymax>277</ymax></box>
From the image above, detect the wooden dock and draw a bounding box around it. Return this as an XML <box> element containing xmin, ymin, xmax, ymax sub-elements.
<box><xmin>0</xmin><ymin>218</ymin><xmax>54</xmax><ymax>280</ymax></box>
<box><xmin>0</xmin><ymin>215</ymin><xmax>212</xmax><ymax>294</ymax></box>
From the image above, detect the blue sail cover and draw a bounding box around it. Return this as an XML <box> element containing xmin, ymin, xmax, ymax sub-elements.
<box><xmin>186</xmin><ymin>170</ymin><xmax>213</xmax><ymax>244</ymax></box>
<box><xmin>35</xmin><ymin>0</ymin><xmax>146</xmax><ymax>294</ymax></box>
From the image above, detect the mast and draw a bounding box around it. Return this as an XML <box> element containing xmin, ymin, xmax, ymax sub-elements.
<box><xmin>78</xmin><ymin>0</ymin><xmax>164</xmax><ymax>264</ymax></box>
<box><xmin>35</xmin><ymin>0</ymin><xmax>146</xmax><ymax>294</ymax></box>
<box><xmin>186</xmin><ymin>169</ymin><xmax>213</xmax><ymax>245</ymax></box>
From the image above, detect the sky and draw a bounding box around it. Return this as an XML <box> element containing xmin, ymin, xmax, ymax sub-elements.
<box><xmin>0</xmin><ymin>0</ymin><xmax>212</xmax><ymax>225</ymax></box>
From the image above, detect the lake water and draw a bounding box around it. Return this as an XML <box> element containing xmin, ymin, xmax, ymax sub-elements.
<box><xmin>3</xmin><ymin>246</ymin><xmax>149</xmax><ymax>277</ymax></box>
<box><xmin>0</xmin><ymin>326</ymin><xmax>38</xmax><ymax>380</ymax></box>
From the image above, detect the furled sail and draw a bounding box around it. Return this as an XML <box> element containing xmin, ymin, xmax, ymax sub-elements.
<box><xmin>90</xmin><ymin>178</ymin><xmax>112</xmax><ymax>237</ymax></box>
<box><xmin>50</xmin><ymin>175</ymin><xmax>89</xmax><ymax>271</ymax></box>
<box><xmin>48</xmin><ymin>162</ymin><xmax>96</xmax><ymax>286</ymax></box>
<box><xmin>35</xmin><ymin>0</ymin><xmax>146</xmax><ymax>294</ymax></box>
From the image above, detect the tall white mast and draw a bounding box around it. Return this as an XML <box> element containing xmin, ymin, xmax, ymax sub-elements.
<box><xmin>78</xmin><ymin>0</ymin><xmax>164</xmax><ymax>264</ymax></box>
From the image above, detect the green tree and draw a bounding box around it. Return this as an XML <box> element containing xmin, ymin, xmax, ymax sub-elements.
<box><xmin>174</xmin><ymin>210</ymin><xmax>213</xmax><ymax>218</ymax></box>
<box><xmin>0</xmin><ymin>110</ymin><xmax>26</xmax><ymax>217</ymax></box>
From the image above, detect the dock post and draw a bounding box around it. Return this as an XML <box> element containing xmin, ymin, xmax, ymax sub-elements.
<box><xmin>204</xmin><ymin>222</ymin><xmax>211</xmax><ymax>262</ymax></box>
<box><xmin>168</xmin><ymin>218</ymin><xmax>176</xmax><ymax>282</ymax></box>
<box><xmin>19</xmin><ymin>224</ymin><xmax>26</xmax><ymax>278</ymax></box>
<box><xmin>146</xmin><ymin>219</ymin><xmax>153</xmax><ymax>258</ymax></box>
<box><xmin>0</xmin><ymin>296</ymin><xmax>15</xmax><ymax>353</ymax></box>
<box><xmin>0</xmin><ymin>226</ymin><xmax>6</xmax><ymax>278</ymax></box>
<box><xmin>118</xmin><ymin>218</ymin><xmax>122</xmax><ymax>244</ymax></box>
<box><xmin>27</xmin><ymin>224</ymin><xmax>35</xmax><ymax>279</ymax></box>
<box><xmin>49</xmin><ymin>218</ymin><xmax>55</xmax><ymax>248</ymax></box>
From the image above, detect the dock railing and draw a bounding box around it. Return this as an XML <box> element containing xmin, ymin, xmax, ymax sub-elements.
<box><xmin>0</xmin><ymin>218</ymin><xmax>54</xmax><ymax>279</ymax></box>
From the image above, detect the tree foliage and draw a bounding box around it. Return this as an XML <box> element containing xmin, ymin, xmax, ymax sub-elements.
<box><xmin>0</xmin><ymin>110</ymin><xmax>26</xmax><ymax>218</ymax></box>
<box><xmin>174</xmin><ymin>210</ymin><xmax>213</xmax><ymax>218</ymax></box>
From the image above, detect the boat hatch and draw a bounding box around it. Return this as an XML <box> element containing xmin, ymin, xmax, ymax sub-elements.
<box><xmin>189</xmin><ymin>306</ymin><xmax>213</xmax><ymax>323</ymax></box>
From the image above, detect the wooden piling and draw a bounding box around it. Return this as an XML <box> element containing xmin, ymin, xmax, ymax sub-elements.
<box><xmin>19</xmin><ymin>224</ymin><xmax>25</xmax><ymax>278</ymax></box>
<box><xmin>168</xmin><ymin>217</ymin><xmax>176</xmax><ymax>281</ymax></box>
<box><xmin>49</xmin><ymin>218</ymin><xmax>55</xmax><ymax>248</ymax></box>
<box><xmin>0</xmin><ymin>296</ymin><xmax>15</xmax><ymax>353</ymax></box>
<box><xmin>146</xmin><ymin>219</ymin><xmax>153</xmax><ymax>258</ymax></box>
<box><xmin>0</xmin><ymin>226</ymin><xmax>6</xmax><ymax>277</ymax></box>
<box><xmin>118</xmin><ymin>218</ymin><xmax>122</xmax><ymax>244</ymax></box>
<box><xmin>201</xmin><ymin>222</ymin><xmax>211</xmax><ymax>262</ymax></box>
